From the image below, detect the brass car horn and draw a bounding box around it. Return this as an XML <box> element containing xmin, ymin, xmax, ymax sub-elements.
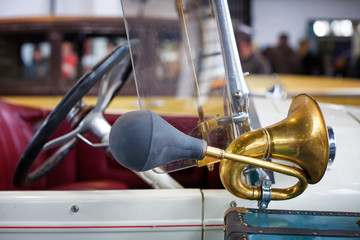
<box><xmin>109</xmin><ymin>94</ymin><xmax>332</xmax><ymax>201</ymax></box>
<box><xmin>213</xmin><ymin>94</ymin><xmax>330</xmax><ymax>200</ymax></box>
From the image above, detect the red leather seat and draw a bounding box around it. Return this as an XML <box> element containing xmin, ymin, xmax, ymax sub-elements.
<box><xmin>0</xmin><ymin>99</ymin><xmax>222</xmax><ymax>190</ymax></box>
<box><xmin>0</xmin><ymin>99</ymin><xmax>128</xmax><ymax>191</ymax></box>
<box><xmin>0</xmin><ymin>99</ymin><xmax>47</xmax><ymax>190</ymax></box>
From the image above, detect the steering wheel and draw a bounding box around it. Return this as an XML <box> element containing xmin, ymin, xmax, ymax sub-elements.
<box><xmin>13</xmin><ymin>40</ymin><xmax>140</xmax><ymax>188</ymax></box>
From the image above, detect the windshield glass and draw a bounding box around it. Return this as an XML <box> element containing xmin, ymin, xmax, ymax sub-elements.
<box><xmin>121</xmin><ymin>0</ymin><xmax>233</xmax><ymax>171</ymax></box>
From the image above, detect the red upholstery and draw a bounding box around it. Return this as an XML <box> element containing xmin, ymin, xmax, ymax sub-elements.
<box><xmin>75</xmin><ymin>143</ymin><xmax>150</xmax><ymax>189</ymax></box>
<box><xmin>0</xmin><ymin>99</ymin><xmax>47</xmax><ymax>190</ymax></box>
<box><xmin>0</xmin><ymin>99</ymin><xmax>129</xmax><ymax>191</ymax></box>
<box><xmin>0</xmin><ymin>99</ymin><xmax>223</xmax><ymax>190</ymax></box>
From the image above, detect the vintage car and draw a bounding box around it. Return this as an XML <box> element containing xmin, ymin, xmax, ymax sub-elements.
<box><xmin>0</xmin><ymin>0</ymin><xmax>359</xmax><ymax>239</ymax></box>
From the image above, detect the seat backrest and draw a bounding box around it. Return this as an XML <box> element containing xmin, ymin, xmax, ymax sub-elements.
<box><xmin>0</xmin><ymin>99</ymin><xmax>47</xmax><ymax>190</ymax></box>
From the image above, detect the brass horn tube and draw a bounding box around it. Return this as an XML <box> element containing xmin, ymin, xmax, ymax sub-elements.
<box><xmin>207</xmin><ymin>146</ymin><xmax>308</xmax><ymax>200</ymax></box>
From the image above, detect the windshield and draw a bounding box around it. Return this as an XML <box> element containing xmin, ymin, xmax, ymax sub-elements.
<box><xmin>121</xmin><ymin>0</ymin><xmax>235</xmax><ymax>171</ymax></box>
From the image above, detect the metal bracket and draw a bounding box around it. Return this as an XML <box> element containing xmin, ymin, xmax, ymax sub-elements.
<box><xmin>257</xmin><ymin>180</ymin><xmax>272</xmax><ymax>209</ymax></box>
<box><xmin>198</xmin><ymin>113</ymin><xmax>248</xmax><ymax>133</ymax></box>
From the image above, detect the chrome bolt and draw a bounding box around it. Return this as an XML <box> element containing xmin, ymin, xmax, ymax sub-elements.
<box><xmin>230</xmin><ymin>200</ymin><xmax>237</xmax><ymax>208</ymax></box>
<box><xmin>265</xmin><ymin>180</ymin><xmax>272</xmax><ymax>188</ymax></box>
<box><xmin>71</xmin><ymin>205</ymin><xmax>79</xmax><ymax>213</ymax></box>
<box><xmin>234</xmin><ymin>90</ymin><xmax>242</xmax><ymax>99</ymax></box>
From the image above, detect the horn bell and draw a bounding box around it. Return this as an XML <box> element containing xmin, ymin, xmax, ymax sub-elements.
<box><xmin>219</xmin><ymin>94</ymin><xmax>330</xmax><ymax>200</ymax></box>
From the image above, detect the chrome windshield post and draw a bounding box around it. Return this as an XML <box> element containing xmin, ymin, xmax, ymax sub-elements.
<box><xmin>211</xmin><ymin>0</ymin><xmax>273</xmax><ymax>208</ymax></box>
<box><xmin>211</xmin><ymin>0</ymin><xmax>251</xmax><ymax>136</ymax></box>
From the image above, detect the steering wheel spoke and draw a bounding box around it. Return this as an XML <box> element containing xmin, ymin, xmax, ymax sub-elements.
<box><xmin>94</xmin><ymin>59</ymin><xmax>132</xmax><ymax>113</ymax></box>
<box><xmin>42</xmin><ymin>126</ymin><xmax>82</xmax><ymax>152</ymax></box>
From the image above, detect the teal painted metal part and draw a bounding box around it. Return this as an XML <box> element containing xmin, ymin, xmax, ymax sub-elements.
<box><xmin>248</xmin><ymin>234</ymin><xmax>360</xmax><ymax>240</ymax></box>
<box><xmin>224</xmin><ymin>208</ymin><xmax>360</xmax><ymax>239</ymax></box>
<box><xmin>244</xmin><ymin>212</ymin><xmax>360</xmax><ymax>231</ymax></box>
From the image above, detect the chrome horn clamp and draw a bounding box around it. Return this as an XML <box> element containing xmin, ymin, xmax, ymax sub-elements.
<box><xmin>257</xmin><ymin>180</ymin><xmax>272</xmax><ymax>209</ymax></box>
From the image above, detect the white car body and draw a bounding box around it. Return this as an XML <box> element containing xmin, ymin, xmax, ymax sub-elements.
<box><xmin>0</xmin><ymin>98</ymin><xmax>359</xmax><ymax>240</ymax></box>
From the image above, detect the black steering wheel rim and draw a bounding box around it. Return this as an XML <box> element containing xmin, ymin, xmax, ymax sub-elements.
<box><xmin>13</xmin><ymin>40</ymin><xmax>139</xmax><ymax>188</ymax></box>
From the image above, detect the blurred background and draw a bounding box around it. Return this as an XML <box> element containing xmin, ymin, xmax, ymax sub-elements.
<box><xmin>0</xmin><ymin>0</ymin><xmax>359</xmax><ymax>99</ymax></box>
